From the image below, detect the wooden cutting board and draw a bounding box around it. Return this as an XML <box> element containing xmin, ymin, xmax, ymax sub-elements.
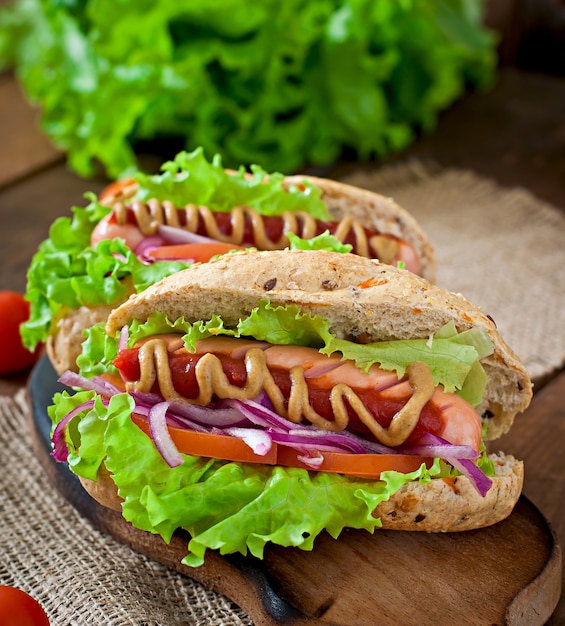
<box><xmin>27</xmin><ymin>356</ymin><xmax>561</xmax><ymax>625</ymax></box>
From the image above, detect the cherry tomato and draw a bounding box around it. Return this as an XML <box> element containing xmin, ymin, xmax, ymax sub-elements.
<box><xmin>0</xmin><ymin>586</ymin><xmax>50</xmax><ymax>626</ymax></box>
<box><xmin>0</xmin><ymin>291</ymin><xmax>41</xmax><ymax>375</ymax></box>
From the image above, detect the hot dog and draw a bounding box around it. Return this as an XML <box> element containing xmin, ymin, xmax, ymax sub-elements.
<box><xmin>49</xmin><ymin>250</ymin><xmax>531</xmax><ymax>567</ymax></box>
<box><xmin>22</xmin><ymin>148</ymin><xmax>435</xmax><ymax>376</ymax></box>
<box><xmin>113</xmin><ymin>336</ymin><xmax>482</xmax><ymax>453</ymax></box>
<box><xmin>93</xmin><ymin>175</ymin><xmax>428</xmax><ymax>275</ymax></box>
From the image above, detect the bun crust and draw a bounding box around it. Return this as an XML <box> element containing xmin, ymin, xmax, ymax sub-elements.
<box><xmin>78</xmin><ymin>466</ymin><xmax>123</xmax><ymax>513</ymax></box>
<box><xmin>107</xmin><ymin>249</ymin><xmax>532</xmax><ymax>441</ymax></box>
<box><xmin>376</xmin><ymin>453</ymin><xmax>523</xmax><ymax>531</ymax></box>
<box><xmin>46</xmin><ymin>304</ymin><xmax>117</xmax><ymax>375</ymax></box>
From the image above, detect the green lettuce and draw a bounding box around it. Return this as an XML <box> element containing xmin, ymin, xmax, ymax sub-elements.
<box><xmin>134</xmin><ymin>148</ymin><xmax>329</xmax><ymax>219</ymax></box>
<box><xmin>20</xmin><ymin>196</ymin><xmax>190</xmax><ymax>350</ymax></box>
<box><xmin>82</xmin><ymin>301</ymin><xmax>493</xmax><ymax>407</ymax></box>
<box><xmin>0</xmin><ymin>1</ymin><xmax>496</xmax><ymax>178</ymax></box>
<box><xmin>321</xmin><ymin>321</ymin><xmax>494</xmax><ymax>404</ymax></box>
<box><xmin>287</xmin><ymin>230</ymin><xmax>353</xmax><ymax>253</ymax></box>
<box><xmin>49</xmin><ymin>389</ymin><xmax>442</xmax><ymax>566</ymax></box>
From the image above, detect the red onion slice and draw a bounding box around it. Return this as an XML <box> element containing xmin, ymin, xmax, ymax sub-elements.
<box><xmin>58</xmin><ymin>372</ymin><xmax>122</xmax><ymax>398</ymax></box>
<box><xmin>157</xmin><ymin>224</ymin><xmax>219</xmax><ymax>245</ymax></box>
<box><xmin>51</xmin><ymin>399</ymin><xmax>97</xmax><ymax>462</ymax></box>
<box><xmin>410</xmin><ymin>433</ymin><xmax>492</xmax><ymax>496</ymax></box>
<box><xmin>297</xmin><ymin>450</ymin><xmax>324</xmax><ymax>469</ymax></box>
<box><xmin>134</xmin><ymin>235</ymin><xmax>165</xmax><ymax>263</ymax></box>
<box><xmin>224</xmin><ymin>427</ymin><xmax>273</xmax><ymax>456</ymax></box>
<box><xmin>228</xmin><ymin>398</ymin><xmax>314</xmax><ymax>432</ymax></box>
<box><xmin>148</xmin><ymin>402</ymin><xmax>184</xmax><ymax>468</ymax></box>
<box><xmin>402</xmin><ymin>433</ymin><xmax>478</xmax><ymax>459</ymax></box>
<box><xmin>399</xmin><ymin>442</ymin><xmax>478</xmax><ymax>460</ymax></box>
<box><xmin>230</xmin><ymin>398</ymin><xmax>398</xmax><ymax>454</ymax></box>
<box><xmin>168</xmin><ymin>399</ymin><xmax>249</xmax><ymax>428</ymax></box>
<box><xmin>447</xmin><ymin>457</ymin><xmax>493</xmax><ymax>497</ymax></box>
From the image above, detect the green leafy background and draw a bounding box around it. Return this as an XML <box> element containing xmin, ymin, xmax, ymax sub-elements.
<box><xmin>0</xmin><ymin>0</ymin><xmax>496</xmax><ymax>177</ymax></box>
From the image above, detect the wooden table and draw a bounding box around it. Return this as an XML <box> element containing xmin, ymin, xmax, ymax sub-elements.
<box><xmin>1</xmin><ymin>63</ymin><xmax>564</xmax><ymax>622</ymax></box>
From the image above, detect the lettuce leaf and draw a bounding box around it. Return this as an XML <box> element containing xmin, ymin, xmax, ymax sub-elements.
<box><xmin>76</xmin><ymin>321</ymin><xmax>120</xmax><ymax>379</ymax></box>
<box><xmin>49</xmin><ymin>389</ymin><xmax>441</xmax><ymax>566</ymax></box>
<box><xmin>134</xmin><ymin>148</ymin><xmax>329</xmax><ymax>219</ymax></box>
<box><xmin>321</xmin><ymin>328</ymin><xmax>493</xmax><ymax>404</ymax></box>
<box><xmin>238</xmin><ymin>302</ymin><xmax>331</xmax><ymax>348</ymax></box>
<box><xmin>20</xmin><ymin>198</ymin><xmax>190</xmax><ymax>350</ymax></box>
<box><xmin>287</xmin><ymin>230</ymin><xmax>353</xmax><ymax>253</ymax></box>
<box><xmin>0</xmin><ymin>1</ymin><xmax>497</xmax><ymax>178</ymax></box>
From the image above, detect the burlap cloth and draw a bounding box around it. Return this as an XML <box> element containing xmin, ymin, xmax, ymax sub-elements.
<box><xmin>1</xmin><ymin>162</ymin><xmax>564</xmax><ymax>624</ymax></box>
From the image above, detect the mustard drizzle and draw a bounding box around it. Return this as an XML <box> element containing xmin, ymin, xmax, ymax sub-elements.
<box><xmin>112</xmin><ymin>201</ymin><xmax>400</xmax><ymax>262</ymax></box>
<box><xmin>127</xmin><ymin>339</ymin><xmax>435</xmax><ymax>447</ymax></box>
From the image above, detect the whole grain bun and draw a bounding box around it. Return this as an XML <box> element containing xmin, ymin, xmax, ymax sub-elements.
<box><xmin>107</xmin><ymin>249</ymin><xmax>532</xmax><ymax>441</ymax></box>
<box><xmin>46</xmin><ymin>303</ymin><xmax>117</xmax><ymax>375</ymax></box>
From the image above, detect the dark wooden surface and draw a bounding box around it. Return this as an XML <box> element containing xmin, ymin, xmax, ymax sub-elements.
<box><xmin>2</xmin><ymin>42</ymin><xmax>565</xmax><ymax>622</ymax></box>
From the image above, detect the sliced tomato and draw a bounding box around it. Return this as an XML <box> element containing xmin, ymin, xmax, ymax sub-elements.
<box><xmin>131</xmin><ymin>414</ymin><xmax>278</xmax><ymax>465</ymax></box>
<box><xmin>145</xmin><ymin>242</ymin><xmax>243</xmax><ymax>263</ymax></box>
<box><xmin>277</xmin><ymin>447</ymin><xmax>431</xmax><ymax>479</ymax></box>
<box><xmin>131</xmin><ymin>414</ymin><xmax>431</xmax><ymax>478</ymax></box>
